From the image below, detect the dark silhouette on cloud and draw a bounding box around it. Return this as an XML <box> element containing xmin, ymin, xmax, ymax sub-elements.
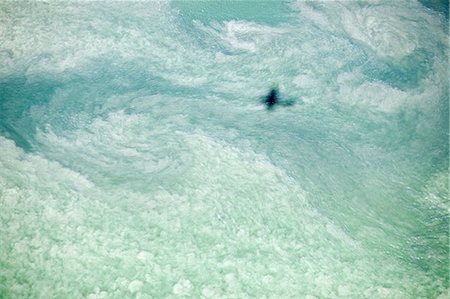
<box><xmin>262</xmin><ymin>87</ymin><xmax>296</xmax><ymax>110</ymax></box>
<box><xmin>264</xmin><ymin>88</ymin><xmax>279</xmax><ymax>109</ymax></box>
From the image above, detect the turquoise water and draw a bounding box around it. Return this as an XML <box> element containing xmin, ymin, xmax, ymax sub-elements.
<box><xmin>0</xmin><ymin>1</ymin><xmax>448</xmax><ymax>298</ymax></box>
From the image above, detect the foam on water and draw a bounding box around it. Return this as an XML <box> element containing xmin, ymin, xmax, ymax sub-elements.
<box><xmin>0</xmin><ymin>1</ymin><xmax>448</xmax><ymax>298</ymax></box>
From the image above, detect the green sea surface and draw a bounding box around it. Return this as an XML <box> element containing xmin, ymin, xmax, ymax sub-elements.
<box><xmin>0</xmin><ymin>1</ymin><xmax>448</xmax><ymax>298</ymax></box>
